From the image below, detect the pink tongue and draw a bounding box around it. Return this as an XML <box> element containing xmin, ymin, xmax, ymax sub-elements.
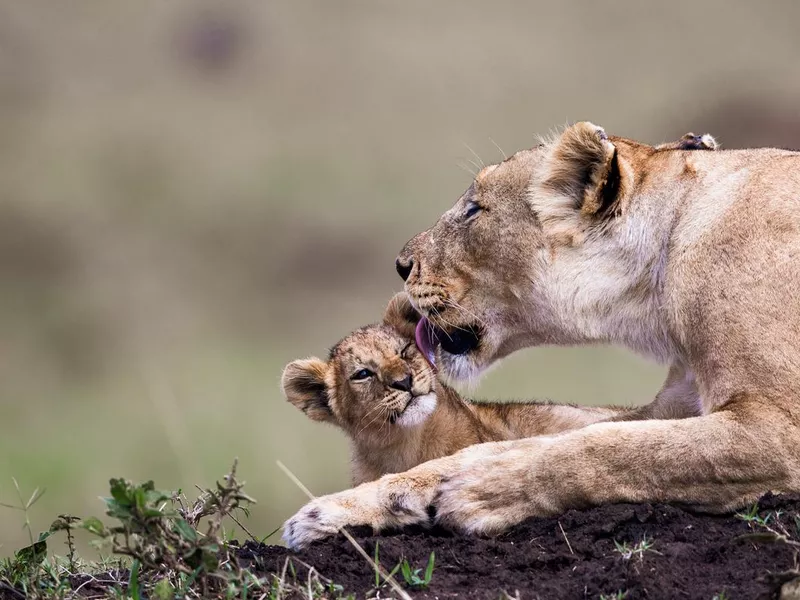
<box><xmin>415</xmin><ymin>318</ymin><xmax>438</xmax><ymax>370</ymax></box>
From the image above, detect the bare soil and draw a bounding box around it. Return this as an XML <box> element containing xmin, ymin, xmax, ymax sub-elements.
<box><xmin>243</xmin><ymin>494</ymin><xmax>800</xmax><ymax>600</ymax></box>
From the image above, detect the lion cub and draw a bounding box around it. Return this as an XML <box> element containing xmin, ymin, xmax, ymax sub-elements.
<box><xmin>282</xmin><ymin>293</ymin><xmax>623</xmax><ymax>485</ymax></box>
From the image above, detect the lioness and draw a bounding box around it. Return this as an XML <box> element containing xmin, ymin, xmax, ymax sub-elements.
<box><xmin>283</xmin><ymin>123</ymin><xmax>798</xmax><ymax>550</ymax></box>
<box><xmin>282</xmin><ymin>293</ymin><xmax>624</xmax><ymax>485</ymax></box>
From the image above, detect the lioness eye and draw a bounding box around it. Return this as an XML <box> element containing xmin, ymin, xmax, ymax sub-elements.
<box><xmin>465</xmin><ymin>202</ymin><xmax>481</xmax><ymax>219</ymax></box>
<box><xmin>351</xmin><ymin>368</ymin><xmax>374</xmax><ymax>381</ymax></box>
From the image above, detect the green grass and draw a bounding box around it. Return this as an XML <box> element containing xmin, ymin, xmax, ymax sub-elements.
<box><xmin>0</xmin><ymin>461</ymin><xmax>348</xmax><ymax>600</ymax></box>
<box><xmin>735</xmin><ymin>503</ymin><xmax>800</xmax><ymax>556</ymax></box>
<box><xmin>612</xmin><ymin>535</ymin><xmax>659</xmax><ymax>561</ymax></box>
<box><xmin>398</xmin><ymin>551</ymin><xmax>435</xmax><ymax>589</ymax></box>
<box><xmin>0</xmin><ymin>461</ymin><xmax>438</xmax><ymax>599</ymax></box>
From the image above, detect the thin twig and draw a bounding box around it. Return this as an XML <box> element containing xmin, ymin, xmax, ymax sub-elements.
<box><xmin>276</xmin><ymin>461</ymin><xmax>413</xmax><ymax>600</ymax></box>
<box><xmin>228</xmin><ymin>512</ymin><xmax>259</xmax><ymax>543</ymax></box>
<box><xmin>558</xmin><ymin>521</ymin><xmax>574</xmax><ymax>555</ymax></box>
<box><xmin>0</xmin><ymin>581</ymin><xmax>25</xmax><ymax>600</ymax></box>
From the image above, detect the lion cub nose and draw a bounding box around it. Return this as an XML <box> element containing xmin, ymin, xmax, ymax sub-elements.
<box><xmin>389</xmin><ymin>374</ymin><xmax>412</xmax><ymax>392</ymax></box>
<box><xmin>395</xmin><ymin>257</ymin><xmax>413</xmax><ymax>281</ymax></box>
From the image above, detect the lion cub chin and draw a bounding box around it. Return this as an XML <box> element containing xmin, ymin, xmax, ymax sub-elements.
<box><xmin>282</xmin><ymin>293</ymin><xmax>624</xmax><ymax>485</ymax></box>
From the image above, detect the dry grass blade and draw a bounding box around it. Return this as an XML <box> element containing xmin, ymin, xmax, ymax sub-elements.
<box><xmin>558</xmin><ymin>520</ymin><xmax>574</xmax><ymax>555</ymax></box>
<box><xmin>276</xmin><ymin>460</ymin><xmax>413</xmax><ymax>600</ymax></box>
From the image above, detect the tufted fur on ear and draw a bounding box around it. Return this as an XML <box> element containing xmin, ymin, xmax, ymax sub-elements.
<box><xmin>383</xmin><ymin>292</ymin><xmax>421</xmax><ymax>339</ymax></box>
<box><xmin>544</xmin><ymin>122</ymin><xmax>624</xmax><ymax>215</ymax></box>
<box><xmin>531</xmin><ymin>122</ymin><xmax>632</xmax><ymax>245</ymax></box>
<box><xmin>281</xmin><ymin>358</ymin><xmax>334</xmax><ymax>422</ymax></box>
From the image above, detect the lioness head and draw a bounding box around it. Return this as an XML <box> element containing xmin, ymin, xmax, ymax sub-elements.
<box><xmin>282</xmin><ymin>294</ymin><xmax>437</xmax><ymax>439</ymax></box>
<box><xmin>397</xmin><ymin>124</ymin><xmax>716</xmax><ymax>381</ymax></box>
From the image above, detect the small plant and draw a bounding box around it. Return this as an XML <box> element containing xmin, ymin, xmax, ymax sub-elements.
<box><xmin>712</xmin><ymin>590</ymin><xmax>730</xmax><ymax>600</ymax></box>
<box><xmin>398</xmin><ymin>551</ymin><xmax>435</xmax><ymax>589</ymax></box>
<box><xmin>0</xmin><ymin>479</ymin><xmax>46</xmax><ymax>546</ymax></box>
<box><xmin>734</xmin><ymin>503</ymin><xmax>800</xmax><ymax>594</ymax></box>
<box><xmin>735</xmin><ymin>503</ymin><xmax>777</xmax><ymax>528</ymax></box>
<box><xmin>49</xmin><ymin>514</ymin><xmax>81</xmax><ymax>572</ymax></box>
<box><xmin>371</xmin><ymin>540</ymin><xmax>402</xmax><ymax>591</ymax></box>
<box><xmin>736</xmin><ymin>504</ymin><xmax>800</xmax><ymax>558</ymax></box>
<box><xmin>599</xmin><ymin>591</ymin><xmax>628</xmax><ymax>600</ymax></box>
<box><xmin>613</xmin><ymin>535</ymin><xmax>658</xmax><ymax>561</ymax></box>
<box><xmin>0</xmin><ymin>460</ymin><xmax>360</xmax><ymax>600</ymax></box>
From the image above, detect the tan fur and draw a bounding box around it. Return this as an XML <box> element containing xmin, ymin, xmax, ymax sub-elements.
<box><xmin>283</xmin><ymin>123</ymin><xmax>800</xmax><ymax>550</ymax></box>
<box><xmin>282</xmin><ymin>293</ymin><xmax>623</xmax><ymax>485</ymax></box>
<box><xmin>655</xmin><ymin>132</ymin><xmax>718</xmax><ymax>151</ymax></box>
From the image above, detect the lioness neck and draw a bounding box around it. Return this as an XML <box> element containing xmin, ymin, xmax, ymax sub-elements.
<box><xmin>537</xmin><ymin>146</ymin><xmax>702</xmax><ymax>363</ymax></box>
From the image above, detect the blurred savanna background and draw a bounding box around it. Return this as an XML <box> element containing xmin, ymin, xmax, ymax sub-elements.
<box><xmin>3</xmin><ymin>0</ymin><xmax>800</xmax><ymax>555</ymax></box>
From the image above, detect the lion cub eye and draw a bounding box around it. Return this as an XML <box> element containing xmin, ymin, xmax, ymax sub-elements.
<box><xmin>351</xmin><ymin>368</ymin><xmax>374</xmax><ymax>381</ymax></box>
<box><xmin>464</xmin><ymin>201</ymin><xmax>481</xmax><ymax>220</ymax></box>
<box><xmin>400</xmin><ymin>343</ymin><xmax>413</xmax><ymax>359</ymax></box>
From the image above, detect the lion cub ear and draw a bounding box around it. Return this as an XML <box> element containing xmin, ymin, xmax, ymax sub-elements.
<box><xmin>383</xmin><ymin>292</ymin><xmax>421</xmax><ymax>340</ymax></box>
<box><xmin>281</xmin><ymin>358</ymin><xmax>334</xmax><ymax>423</ymax></box>
<box><xmin>543</xmin><ymin>122</ymin><xmax>626</xmax><ymax>217</ymax></box>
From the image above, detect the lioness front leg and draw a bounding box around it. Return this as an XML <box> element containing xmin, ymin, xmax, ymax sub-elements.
<box><xmin>282</xmin><ymin>441</ymin><xmax>515</xmax><ymax>548</ymax></box>
<box><xmin>434</xmin><ymin>396</ymin><xmax>799</xmax><ymax>534</ymax></box>
<box><xmin>285</xmin><ymin>396</ymin><xmax>799</xmax><ymax>547</ymax></box>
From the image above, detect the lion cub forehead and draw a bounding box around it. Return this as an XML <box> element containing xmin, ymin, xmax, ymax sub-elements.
<box><xmin>329</xmin><ymin>325</ymin><xmax>406</xmax><ymax>364</ymax></box>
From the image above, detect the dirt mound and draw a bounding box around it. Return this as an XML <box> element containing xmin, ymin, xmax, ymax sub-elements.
<box><xmin>243</xmin><ymin>494</ymin><xmax>800</xmax><ymax>599</ymax></box>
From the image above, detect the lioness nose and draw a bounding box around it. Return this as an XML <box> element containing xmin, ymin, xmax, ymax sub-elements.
<box><xmin>389</xmin><ymin>374</ymin><xmax>412</xmax><ymax>392</ymax></box>
<box><xmin>395</xmin><ymin>257</ymin><xmax>413</xmax><ymax>281</ymax></box>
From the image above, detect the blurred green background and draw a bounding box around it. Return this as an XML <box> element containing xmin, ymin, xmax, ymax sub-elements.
<box><xmin>3</xmin><ymin>0</ymin><xmax>800</xmax><ymax>555</ymax></box>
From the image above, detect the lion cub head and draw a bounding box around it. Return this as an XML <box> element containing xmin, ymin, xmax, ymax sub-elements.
<box><xmin>282</xmin><ymin>294</ymin><xmax>438</xmax><ymax>441</ymax></box>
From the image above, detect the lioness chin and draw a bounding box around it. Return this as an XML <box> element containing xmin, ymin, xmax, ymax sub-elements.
<box><xmin>282</xmin><ymin>292</ymin><xmax>625</xmax><ymax>486</ymax></box>
<box><xmin>283</xmin><ymin>124</ymin><xmax>800</xmax><ymax>550</ymax></box>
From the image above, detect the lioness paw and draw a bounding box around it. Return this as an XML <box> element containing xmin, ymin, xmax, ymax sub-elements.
<box><xmin>433</xmin><ymin>448</ymin><xmax>536</xmax><ymax>535</ymax></box>
<box><xmin>282</xmin><ymin>498</ymin><xmax>351</xmax><ymax>550</ymax></box>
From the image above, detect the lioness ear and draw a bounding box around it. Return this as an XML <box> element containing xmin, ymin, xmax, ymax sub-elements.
<box><xmin>383</xmin><ymin>292</ymin><xmax>421</xmax><ymax>339</ymax></box>
<box><xmin>544</xmin><ymin>122</ymin><xmax>624</xmax><ymax>216</ymax></box>
<box><xmin>281</xmin><ymin>358</ymin><xmax>334</xmax><ymax>423</ymax></box>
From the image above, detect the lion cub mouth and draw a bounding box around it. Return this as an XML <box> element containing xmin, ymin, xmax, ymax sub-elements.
<box><xmin>414</xmin><ymin>317</ymin><xmax>481</xmax><ymax>367</ymax></box>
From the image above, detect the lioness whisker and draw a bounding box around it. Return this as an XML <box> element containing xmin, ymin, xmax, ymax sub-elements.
<box><xmin>489</xmin><ymin>136</ymin><xmax>507</xmax><ymax>160</ymax></box>
<box><xmin>457</xmin><ymin>161</ymin><xmax>477</xmax><ymax>177</ymax></box>
<box><xmin>465</xmin><ymin>156</ymin><xmax>483</xmax><ymax>176</ymax></box>
<box><xmin>443</xmin><ymin>297</ymin><xmax>488</xmax><ymax>330</ymax></box>
<box><xmin>463</xmin><ymin>142</ymin><xmax>485</xmax><ymax>168</ymax></box>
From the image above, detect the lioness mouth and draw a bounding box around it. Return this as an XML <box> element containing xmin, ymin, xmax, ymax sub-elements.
<box><xmin>414</xmin><ymin>317</ymin><xmax>481</xmax><ymax>367</ymax></box>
